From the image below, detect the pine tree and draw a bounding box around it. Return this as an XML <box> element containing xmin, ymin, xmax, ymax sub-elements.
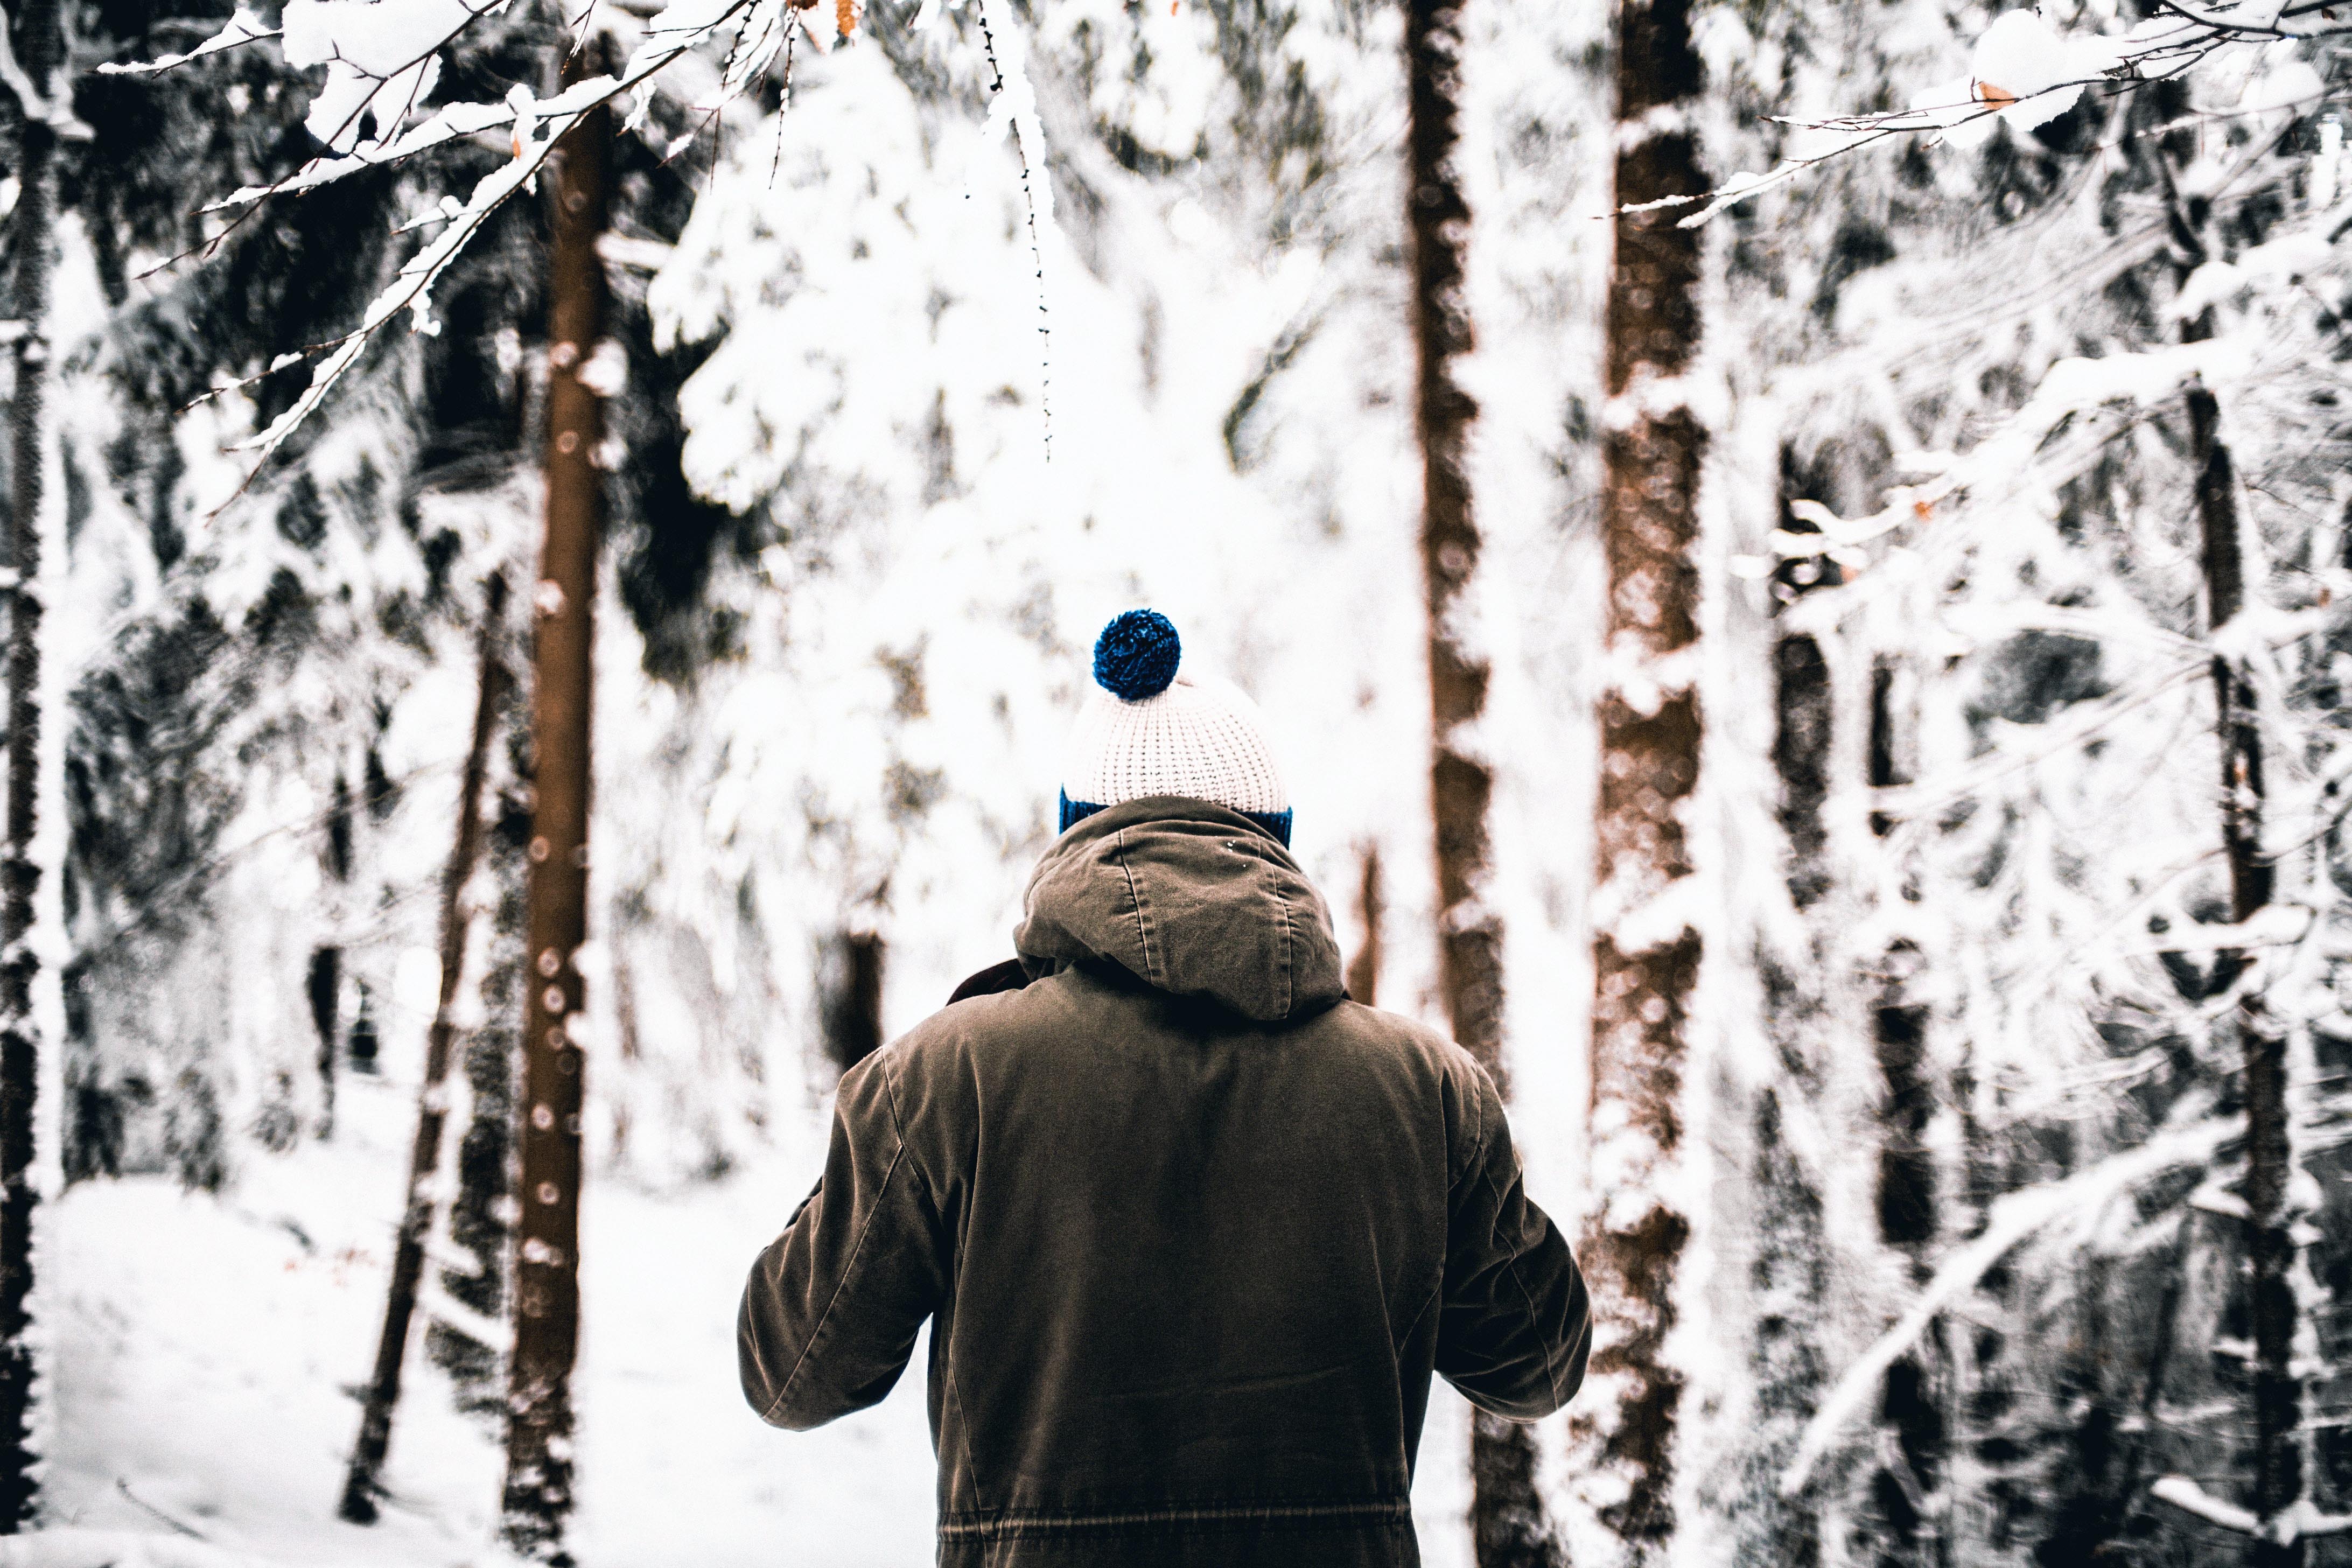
<box><xmin>1405</xmin><ymin>2</ymin><xmax>1562</xmax><ymax>1561</ymax></box>
<box><xmin>2171</xmin><ymin>157</ymin><xmax>2304</xmax><ymax>1567</ymax></box>
<box><xmin>0</xmin><ymin>0</ymin><xmax>61</xmax><ymax>1526</ymax></box>
<box><xmin>500</xmin><ymin>40</ymin><xmax>611</xmax><ymax>1561</ymax></box>
<box><xmin>1572</xmin><ymin>0</ymin><xmax>1706</xmax><ymax>1558</ymax></box>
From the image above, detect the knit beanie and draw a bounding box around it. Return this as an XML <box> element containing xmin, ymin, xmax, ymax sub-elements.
<box><xmin>1059</xmin><ymin>610</ymin><xmax>1293</xmax><ymax>846</ymax></box>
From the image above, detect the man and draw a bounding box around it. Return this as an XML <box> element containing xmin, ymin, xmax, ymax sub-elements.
<box><xmin>739</xmin><ymin>610</ymin><xmax>1590</xmax><ymax>1567</ymax></box>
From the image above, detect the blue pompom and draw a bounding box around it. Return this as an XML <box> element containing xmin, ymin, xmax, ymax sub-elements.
<box><xmin>1093</xmin><ymin>610</ymin><xmax>1181</xmax><ymax>701</ymax></box>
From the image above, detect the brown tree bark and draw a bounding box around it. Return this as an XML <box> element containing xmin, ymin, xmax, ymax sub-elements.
<box><xmin>817</xmin><ymin>930</ymin><xmax>886</xmax><ymax>1077</ymax></box>
<box><xmin>1403</xmin><ymin>4</ymin><xmax>1560</xmax><ymax>1564</ymax></box>
<box><xmin>341</xmin><ymin>575</ymin><xmax>508</xmax><ymax>1524</ymax></box>
<box><xmin>0</xmin><ymin>0</ymin><xmax>60</xmax><ymax>1525</ymax></box>
<box><xmin>1576</xmin><ymin>0</ymin><xmax>1706</xmax><ymax>1558</ymax></box>
<box><xmin>1345</xmin><ymin>844</ymin><xmax>1383</xmax><ymax>1007</ymax></box>
<box><xmin>500</xmin><ymin>45</ymin><xmax>609</xmax><ymax>1562</ymax></box>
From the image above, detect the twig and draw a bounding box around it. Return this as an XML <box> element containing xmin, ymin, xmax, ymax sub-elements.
<box><xmin>116</xmin><ymin>1478</ymin><xmax>210</xmax><ymax>1541</ymax></box>
<box><xmin>975</xmin><ymin>0</ymin><xmax>1052</xmax><ymax>461</ymax></box>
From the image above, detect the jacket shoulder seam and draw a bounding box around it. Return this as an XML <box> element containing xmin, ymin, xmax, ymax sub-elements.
<box><xmin>875</xmin><ymin>1051</ymin><xmax>941</xmax><ymax>1220</ymax></box>
<box><xmin>1450</xmin><ymin>1060</ymin><xmax>1491</xmax><ymax>1192</ymax></box>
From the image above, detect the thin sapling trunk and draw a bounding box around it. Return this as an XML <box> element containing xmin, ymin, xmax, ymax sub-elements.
<box><xmin>340</xmin><ymin>575</ymin><xmax>509</xmax><ymax>1523</ymax></box>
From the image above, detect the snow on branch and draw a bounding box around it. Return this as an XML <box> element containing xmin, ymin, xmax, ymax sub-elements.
<box><xmin>968</xmin><ymin>0</ymin><xmax>1053</xmax><ymax>455</ymax></box>
<box><xmin>1782</xmin><ymin>1115</ymin><xmax>2237</xmax><ymax>1495</ymax></box>
<box><xmin>2152</xmin><ymin>1476</ymin><xmax>2262</xmax><ymax>1536</ymax></box>
<box><xmin>96</xmin><ymin>9</ymin><xmax>279</xmax><ymax>78</ymax></box>
<box><xmin>1739</xmin><ymin>339</ymin><xmax>2251</xmax><ymax>573</ymax></box>
<box><xmin>102</xmin><ymin>0</ymin><xmax>957</xmax><ymax>483</ymax></box>
<box><xmin>2153</xmin><ymin>1476</ymin><xmax>2352</xmax><ymax>1542</ymax></box>
<box><xmin>1666</xmin><ymin>6</ymin><xmax>2321</xmax><ymax>227</ymax></box>
<box><xmin>108</xmin><ymin>0</ymin><xmax>801</xmax><ymax>480</ymax></box>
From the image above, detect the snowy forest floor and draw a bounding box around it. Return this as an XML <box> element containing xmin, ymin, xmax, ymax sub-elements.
<box><xmin>25</xmin><ymin>1069</ymin><xmax>1478</xmax><ymax>1567</ymax></box>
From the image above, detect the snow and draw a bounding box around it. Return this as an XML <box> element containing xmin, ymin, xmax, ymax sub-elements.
<box><xmin>1782</xmin><ymin>1114</ymin><xmax>2235</xmax><ymax>1494</ymax></box>
<box><xmin>572</xmin><ymin>341</ymin><xmax>627</xmax><ymax>401</ymax></box>
<box><xmin>94</xmin><ymin>10</ymin><xmax>276</xmax><ymax>80</ymax></box>
<box><xmin>279</xmin><ymin>0</ymin><xmax>478</xmax><ymax>155</ymax></box>
<box><xmin>59</xmin><ymin>0</ymin><xmax>2352</xmax><ymax>1558</ymax></box>
<box><xmin>2151</xmin><ymin>1475</ymin><xmax>2260</xmax><ymax>1536</ymax></box>
<box><xmin>1966</xmin><ymin>10</ymin><xmax>2085</xmax><ymax>130</ymax></box>
<box><xmin>37</xmin><ymin>1069</ymin><xmax>1480</xmax><ymax>1565</ymax></box>
<box><xmin>2241</xmin><ymin>55</ymin><xmax>2326</xmax><ymax>114</ymax></box>
<box><xmin>41</xmin><ymin>1147</ymin><xmax>927</xmax><ymax>1565</ymax></box>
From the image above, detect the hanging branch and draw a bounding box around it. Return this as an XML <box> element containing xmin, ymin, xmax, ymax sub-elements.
<box><xmin>1651</xmin><ymin>3</ymin><xmax>2320</xmax><ymax>226</ymax></box>
<box><xmin>974</xmin><ymin>0</ymin><xmax>1052</xmax><ymax>459</ymax></box>
<box><xmin>101</xmin><ymin>0</ymin><xmax>838</xmax><ymax>486</ymax></box>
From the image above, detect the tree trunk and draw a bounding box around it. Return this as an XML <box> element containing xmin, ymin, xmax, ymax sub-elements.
<box><xmin>2190</xmin><ymin>370</ymin><xmax>2300</xmax><ymax>1565</ymax></box>
<box><xmin>1345</xmin><ymin>844</ymin><xmax>1383</xmax><ymax>1007</ymax></box>
<box><xmin>1404</xmin><ymin>5</ymin><xmax>1561</xmax><ymax>1564</ymax></box>
<box><xmin>0</xmin><ymin>0</ymin><xmax>60</xmax><ymax>1525</ymax></box>
<box><xmin>1869</xmin><ymin>959</ymin><xmax>1948</xmax><ymax>1563</ymax></box>
<box><xmin>817</xmin><ymin>930</ymin><xmax>885</xmax><ymax>1077</ymax></box>
<box><xmin>500</xmin><ymin>45</ymin><xmax>609</xmax><ymax>1561</ymax></box>
<box><xmin>2157</xmin><ymin>146</ymin><xmax>2301</xmax><ymax>1559</ymax></box>
<box><xmin>306</xmin><ymin>944</ymin><xmax>341</xmax><ymax>1135</ymax></box>
<box><xmin>314</xmin><ymin>773</ymin><xmax>355</xmax><ymax>1135</ymax></box>
<box><xmin>1577</xmin><ymin>0</ymin><xmax>1706</xmax><ymax>1558</ymax></box>
<box><xmin>431</xmin><ymin>799</ymin><xmax>522</xmax><ymax>1419</ymax></box>
<box><xmin>341</xmin><ymin>575</ymin><xmax>508</xmax><ymax>1524</ymax></box>
<box><xmin>1737</xmin><ymin>455</ymin><xmax>1843</xmax><ymax>1567</ymax></box>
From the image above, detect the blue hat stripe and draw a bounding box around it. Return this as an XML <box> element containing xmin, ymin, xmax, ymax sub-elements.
<box><xmin>1059</xmin><ymin>790</ymin><xmax>1292</xmax><ymax>848</ymax></box>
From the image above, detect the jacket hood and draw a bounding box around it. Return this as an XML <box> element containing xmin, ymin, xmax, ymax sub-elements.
<box><xmin>1014</xmin><ymin>795</ymin><xmax>1345</xmax><ymax>1024</ymax></box>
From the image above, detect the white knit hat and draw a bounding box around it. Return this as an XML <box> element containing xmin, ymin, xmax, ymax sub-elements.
<box><xmin>1060</xmin><ymin>611</ymin><xmax>1291</xmax><ymax>843</ymax></box>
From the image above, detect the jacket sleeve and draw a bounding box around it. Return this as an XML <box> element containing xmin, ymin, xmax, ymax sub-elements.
<box><xmin>1434</xmin><ymin>1068</ymin><xmax>1592</xmax><ymax>1421</ymax></box>
<box><xmin>738</xmin><ymin>1048</ymin><xmax>948</xmax><ymax>1430</ymax></box>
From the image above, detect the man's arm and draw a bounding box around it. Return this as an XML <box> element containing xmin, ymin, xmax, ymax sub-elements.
<box><xmin>1434</xmin><ymin>1068</ymin><xmax>1592</xmax><ymax>1421</ymax></box>
<box><xmin>738</xmin><ymin>1049</ymin><xmax>947</xmax><ymax>1430</ymax></box>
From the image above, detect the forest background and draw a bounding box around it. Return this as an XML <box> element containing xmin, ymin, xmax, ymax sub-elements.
<box><xmin>0</xmin><ymin>0</ymin><xmax>2333</xmax><ymax>1564</ymax></box>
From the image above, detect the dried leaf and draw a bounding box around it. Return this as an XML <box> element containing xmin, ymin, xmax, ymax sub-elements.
<box><xmin>1973</xmin><ymin>78</ymin><xmax>2018</xmax><ymax>111</ymax></box>
<box><xmin>837</xmin><ymin>0</ymin><xmax>861</xmax><ymax>35</ymax></box>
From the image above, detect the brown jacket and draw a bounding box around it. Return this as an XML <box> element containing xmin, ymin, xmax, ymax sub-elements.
<box><xmin>739</xmin><ymin>796</ymin><xmax>1590</xmax><ymax>1566</ymax></box>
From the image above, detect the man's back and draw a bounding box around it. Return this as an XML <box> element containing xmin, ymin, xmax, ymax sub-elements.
<box><xmin>739</xmin><ymin>799</ymin><xmax>1590</xmax><ymax>1566</ymax></box>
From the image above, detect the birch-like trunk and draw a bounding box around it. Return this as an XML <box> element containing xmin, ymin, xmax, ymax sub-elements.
<box><xmin>1574</xmin><ymin>0</ymin><xmax>1706</xmax><ymax>1558</ymax></box>
<box><xmin>342</xmin><ymin>575</ymin><xmax>508</xmax><ymax>1523</ymax></box>
<box><xmin>500</xmin><ymin>44</ymin><xmax>609</xmax><ymax>1560</ymax></box>
<box><xmin>0</xmin><ymin>0</ymin><xmax>60</xmax><ymax>1523</ymax></box>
